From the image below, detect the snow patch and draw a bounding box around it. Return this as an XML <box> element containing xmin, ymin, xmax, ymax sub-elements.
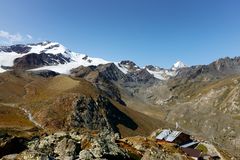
<box><xmin>147</xmin><ymin>69</ymin><xmax>177</xmax><ymax>80</ymax></box>
<box><xmin>0</xmin><ymin>51</ymin><xmax>26</xmax><ymax>67</ymax></box>
<box><xmin>0</xmin><ymin>67</ymin><xmax>5</xmax><ymax>73</ymax></box>
<box><xmin>115</xmin><ymin>62</ymin><xmax>128</xmax><ymax>74</ymax></box>
<box><xmin>30</xmin><ymin>53</ymin><xmax>110</xmax><ymax>74</ymax></box>
<box><xmin>28</xmin><ymin>41</ymin><xmax>71</xmax><ymax>58</ymax></box>
<box><xmin>172</xmin><ymin>61</ymin><xmax>187</xmax><ymax>71</ymax></box>
<box><xmin>147</xmin><ymin>69</ymin><xmax>165</xmax><ymax>80</ymax></box>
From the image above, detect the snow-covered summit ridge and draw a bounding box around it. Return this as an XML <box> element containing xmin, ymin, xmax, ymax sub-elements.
<box><xmin>171</xmin><ymin>61</ymin><xmax>187</xmax><ymax>71</ymax></box>
<box><xmin>28</xmin><ymin>41</ymin><xmax>71</xmax><ymax>58</ymax></box>
<box><xmin>28</xmin><ymin>41</ymin><xmax>110</xmax><ymax>74</ymax></box>
<box><xmin>145</xmin><ymin>65</ymin><xmax>177</xmax><ymax>80</ymax></box>
<box><xmin>144</xmin><ymin>61</ymin><xmax>187</xmax><ymax>80</ymax></box>
<box><xmin>0</xmin><ymin>41</ymin><xmax>72</xmax><ymax>67</ymax></box>
<box><xmin>0</xmin><ymin>41</ymin><xmax>110</xmax><ymax>73</ymax></box>
<box><xmin>0</xmin><ymin>41</ymin><xmax>186</xmax><ymax>80</ymax></box>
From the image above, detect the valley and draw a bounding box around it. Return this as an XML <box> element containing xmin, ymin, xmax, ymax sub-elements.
<box><xmin>0</xmin><ymin>42</ymin><xmax>239</xmax><ymax>159</ymax></box>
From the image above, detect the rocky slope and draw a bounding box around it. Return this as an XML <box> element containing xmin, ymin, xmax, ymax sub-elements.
<box><xmin>1</xmin><ymin>129</ymin><xmax>196</xmax><ymax>160</ymax></box>
<box><xmin>0</xmin><ymin>42</ymin><xmax>239</xmax><ymax>159</ymax></box>
<box><xmin>175</xmin><ymin>57</ymin><xmax>240</xmax><ymax>80</ymax></box>
<box><xmin>120</xmin><ymin>57</ymin><xmax>240</xmax><ymax>158</ymax></box>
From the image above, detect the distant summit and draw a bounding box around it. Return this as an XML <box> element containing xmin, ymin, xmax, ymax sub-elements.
<box><xmin>171</xmin><ymin>61</ymin><xmax>187</xmax><ymax>71</ymax></box>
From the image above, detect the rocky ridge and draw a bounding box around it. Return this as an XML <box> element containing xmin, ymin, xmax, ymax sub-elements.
<box><xmin>0</xmin><ymin>41</ymin><xmax>186</xmax><ymax>80</ymax></box>
<box><xmin>0</xmin><ymin>42</ymin><xmax>240</xmax><ymax>159</ymax></box>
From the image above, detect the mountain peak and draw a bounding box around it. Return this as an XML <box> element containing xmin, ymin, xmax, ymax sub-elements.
<box><xmin>117</xmin><ymin>60</ymin><xmax>140</xmax><ymax>73</ymax></box>
<box><xmin>0</xmin><ymin>41</ymin><xmax>185</xmax><ymax>80</ymax></box>
<box><xmin>171</xmin><ymin>61</ymin><xmax>187</xmax><ymax>70</ymax></box>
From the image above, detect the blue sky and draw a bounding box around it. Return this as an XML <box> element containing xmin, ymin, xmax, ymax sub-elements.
<box><xmin>0</xmin><ymin>0</ymin><xmax>240</xmax><ymax>68</ymax></box>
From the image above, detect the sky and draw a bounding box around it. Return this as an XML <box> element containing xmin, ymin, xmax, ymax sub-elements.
<box><xmin>0</xmin><ymin>0</ymin><xmax>240</xmax><ymax>68</ymax></box>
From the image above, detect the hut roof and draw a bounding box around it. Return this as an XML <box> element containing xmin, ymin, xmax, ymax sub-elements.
<box><xmin>156</xmin><ymin>129</ymin><xmax>171</xmax><ymax>140</ymax></box>
<box><xmin>165</xmin><ymin>131</ymin><xmax>182</xmax><ymax>142</ymax></box>
<box><xmin>182</xmin><ymin>148</ymin><xmax>202</xmax><ymax>158</ymax></box>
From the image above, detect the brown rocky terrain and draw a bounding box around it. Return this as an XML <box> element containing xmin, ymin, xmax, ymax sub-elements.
<box><xmin>119</xmin><ymin>58</ymin><xmax>240</xmax><ymax>159</ymax></box>
<box><xmin>0</xmin><ymin>71</ymin><xmax>174</xmax><ymax>159</ymax></box>
<box><xmin>0</xmin><ymin>43</ymin><xmax>239</xmax><ymax>159</ymax></box>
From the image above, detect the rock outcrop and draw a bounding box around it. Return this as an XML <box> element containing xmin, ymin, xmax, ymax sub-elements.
<box><xmin>176</xmin><ymin>57</ymin><xmax>240</xmax><ymax>80</ymax></box>
<box><xmin>0</xmin><ymin>44</ymin><xmax>31</xmax><ymax>54</ymax></box>
<box><xmin>16</xmin><ymin>131</ymin><xmax>128</xmax><ymax>160</ymax></box>
<box><xmin>13</xmin><ymin>53</ymin><xmax>71</xmax><ymax>69</ymax></box>
<box><xmin>0</xmin><ymin>130</ymin><xmax>196</xmax><ymax>160</ymax></box>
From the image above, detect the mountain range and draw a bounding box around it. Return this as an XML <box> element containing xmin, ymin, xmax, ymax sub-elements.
<box><xmin>0</xmin><ymin>41</ymin><xmax>187</xmax><ymax>80</ymax></box>
<box><xmin>0</xmin><ymin>41</ymin><xmax>239</xmax><ymax>159</ymax></box>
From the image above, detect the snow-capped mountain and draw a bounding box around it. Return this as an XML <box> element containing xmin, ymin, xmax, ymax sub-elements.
<box><xmin>171</xmin><ymin>61</ymin><xmax>187</xmax><ymax>71</ymax></box>
<box><xmin>0</xmin><ymin>41</ymin><xmax>72</xmax><ymax>70</ymax></box>
<box><xmin>0</xmin><ymin>41</ymin><xmax>186</xmax><ymax>80</ymax></box>
<box><xmin>145</xmin><ymin>65</ymin><xmax>177</xmax><ymax>80</ymax></box>
<box><xmin>144</xmin><ymin>61</ymin><xmax>187</xmax><ymax>80</ymax></box>
<box><xmin>115</xmin><ymin>60</ymin><xmax>141</xmax><ymax>74</ymax></box>
<box><xmin>0</xmin><ymin>41</ymin><xmax>110</xmax><ymax>74</ymax></box>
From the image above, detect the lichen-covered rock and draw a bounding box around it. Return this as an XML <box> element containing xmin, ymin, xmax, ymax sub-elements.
<box><xmin>17</xmin><ymin>150</ymin><xmax>50</xmax><ymax>160</ymax></box>
<box><xmin>26</xmin><ymin>132</ymin><xmax>81</xmax><ymax>159</ymax></box>
<box><xmin>88</xmin><ymin>136</ymin><xmax>127</xmax><ymax>159</ymax></box>
<box><xmin>118</xmin><ymin>136</ymin><xmax>191</xmax><ymax>160</ymax></box>
<box><xmin>141</xmin><ymin>147</ymin><xmax>187</xmax><ymax>160</ymax></box>
<box><xmin>54</xmin><ymin>138</ymin><xmax>81</xmax><ymax>160</ymax></box>
<box><xmin>0</xmin><ymin>154</ymin><xmax>18</xmax><ymax>160</ymax></box>
<box><xmin>78</xmin><ymin>130</ymin><xmax>128</xmax><ymax>159</ymax></box>
<box><xmin>14</xmin><ymin>131</ymin><xmax>128</xmax><ymax>160</ymax></box>
<box><xmin>78</xmin><ymin>150</ymin><xmax>94</xmax><ymax>160</ymax></box>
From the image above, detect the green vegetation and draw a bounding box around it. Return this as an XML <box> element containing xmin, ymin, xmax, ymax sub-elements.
<box><xmin>233</xmin><ymin>115</ymin><xmax>240</xmax><ymax>120</ymax></box>
<box><xmin>196</xmin><ymin>144</ymin><xmax>208</xmax><ymax>154</ymax></box>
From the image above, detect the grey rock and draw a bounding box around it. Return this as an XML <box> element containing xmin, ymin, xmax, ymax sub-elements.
<box><xmin>70</xmin><ymin>96</ymin><xmax>138</xmax><ymax>133</ymax></box>
<box><xmin>29</xmin><ymin>70</ymin><xmax>60</xmax><ymax>77</ymax></box>
<box><xmin>176</xmin><ymin>56</ymin><xmax>240</xmax><ymax>80</ymax></box>
<box><xmin>0</xmin><ymin>44</ymin><xmax>31</xmax><ymax>54</ymax></box>
<box><xmin>17</xmin><ymin>150</ymin><xmax>50</xmax><ymax>160</ymax></box>
<box><xmin>13</xmin><ymin>53</ymin><xmax>71</xmax><ymax>69</ymax></box>
<box><xmin>78</xmin><ymin>150</ymin><xmax>94</xmax><ymax>160</ymax></box>
<box><xmin>141</xmin><ymin>147</ymin><xmax>186</xmax><ymax>160</ymax></box>
<box><xmin>54</xmin><ymin>138</ymin><xmax>80</xmax><ymax>160</ymax></box>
